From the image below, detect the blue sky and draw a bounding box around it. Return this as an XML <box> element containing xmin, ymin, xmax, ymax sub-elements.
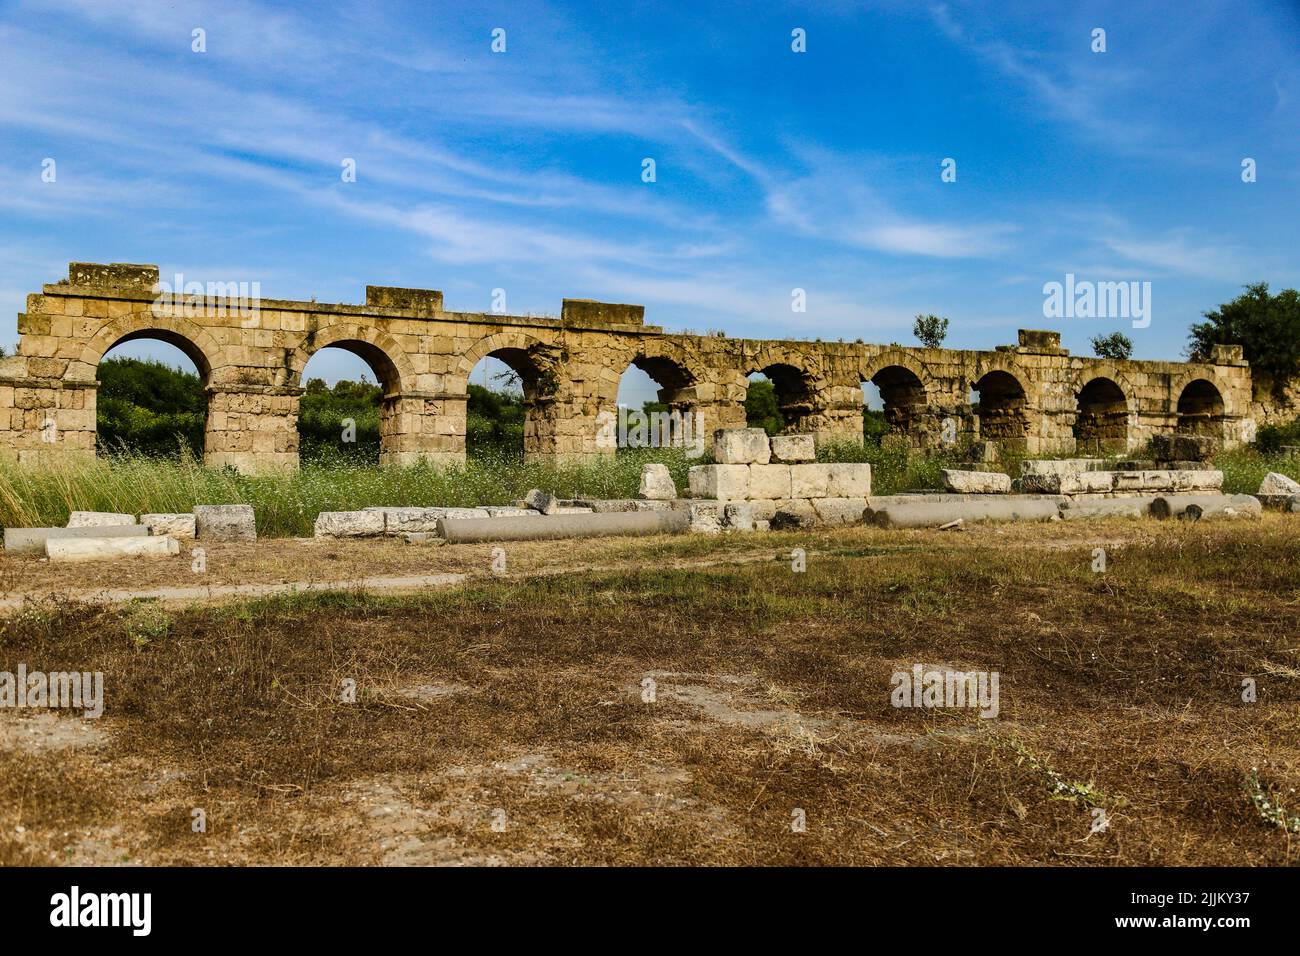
<box><xmin>1</xmin><ymin>0</ymin><xmax>1297</xmax><ymax>408</ymax></box>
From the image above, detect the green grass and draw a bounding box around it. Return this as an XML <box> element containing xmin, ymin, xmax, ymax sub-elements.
<box><xmin>3</xmin><ymin>439</ymin><xmax>1296</xmax><ymax>539</ymax></box>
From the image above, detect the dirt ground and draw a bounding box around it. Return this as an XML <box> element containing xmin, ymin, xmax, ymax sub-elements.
<box><xmin>1</xmin><ymin>516</ymin><xmax>1298</xmax><ymax>866</ymax></box>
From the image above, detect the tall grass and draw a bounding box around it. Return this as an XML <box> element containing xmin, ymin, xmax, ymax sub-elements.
<box><xmin>0</xmin><ymin>446</ymin><xmax>701</xmax><ymax>538</ymax></box>
<box><xmin>3</xmin><ymin>441</ymin><xmax>1295</xmax><ymax>539</ymax></box>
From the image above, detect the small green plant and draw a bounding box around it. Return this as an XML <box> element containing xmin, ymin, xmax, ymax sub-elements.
<box><xmin>119</xmin><ymin>601</ymin><xmax>173</xmax><ymax>648</ymax></box>
<box><xmin>1245</xmin><ymin>769</ymin><xmax>1300</xmax><ymax>834</ymax></box>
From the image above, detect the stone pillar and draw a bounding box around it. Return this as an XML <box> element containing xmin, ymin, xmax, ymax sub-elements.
<box><xmin>204</xmin><ymin>385</ymin><xmax>300</xmax><ymax>472</ymax></box>
<box><xmin>808</xmin><ymin>383</ymin><xmax>865</xmax><ymax>448</ymax></box>
<box><xmin>379</xmin><ymin>393</ymin><xmax>465</xmax><ymax>468</ymax></box>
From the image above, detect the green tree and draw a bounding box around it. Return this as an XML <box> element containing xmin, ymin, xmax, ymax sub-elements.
<box><xmin>745</xmin><ymin>378</ymin><xmax>784</xmax><ymax>435</ymax></box>
<box><xmin>1189</xmin><ymin>283</ymin><xmax>1300</xmax><ymax>395</ymax></box>
<box><xmin>1089</xmin><ymin>332</ymin><xmax>1133</xmax><ymax>360</ymax></box>
<box><xmin>912</xmin><ymin>313</ymin><xmax>949</xmax><ymax>349</ymax></box>
<box><xmin>96</xmin><ymin>357</ymin><xmax>206</xmax><ymax>457</ymax></box>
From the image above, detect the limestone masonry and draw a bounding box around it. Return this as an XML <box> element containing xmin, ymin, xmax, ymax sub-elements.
<box><xmin>0</xmin><ymin>262</ymin><xmax>1264</xmax><ymax>473</ymax></box>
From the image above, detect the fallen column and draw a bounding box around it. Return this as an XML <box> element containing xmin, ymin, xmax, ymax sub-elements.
<box><xmin>1149</xmin><ymin>494</ymin><xmax>1262</xmax><ymax>520</ymax></box>
<box><xmin>863</xmin><ymin>497</ymin><xmax>1062</xmax><ymax>529</ymax></box>
<box><xmin>46</xmin><ymin>535</ymin><xmax>181</xmax><ymax>562</ymax></box>
<box><xmin>1057</xmin><ymin>497</ymin><xmax>1157</xmax><ymax>520</ymax></box>
<box><xmin>437</xmin><ymin>509</ymin><xmax>688</xmax><ymax>544</ymax></box>
<box><xmin>4</xmin><ymin>524</ymin><xmax>150</xmax><ymax>556</ymax></box>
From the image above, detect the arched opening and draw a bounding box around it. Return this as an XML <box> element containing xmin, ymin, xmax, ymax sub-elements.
<box><xmin>746</xmin><ymin>363</ymin><xmax>813</xmax><ymax>435</ymax></box>
<box><xmin>616</xmin><ymin>356</ymin><xmax>698</xmax><ymax>453</ymax></box>
<box><xmin>1176</xmin><ymin>379</ymin><xmax>1225</xmax><ymax>436</ymax></box>
<box><xmin>1074</xmin><ymin>377</ymin><xmax>1128</xmax><ymax>453</ymax></box>
<box><xmin>863</xmin><ymin>365</ymin><xmax>926</xmax><ymax>444</ymax></box>
<box><xmin>96</xmin><ymin>331</ymin><xmax>209</xmax><ymax>459</ymax></box>
<box><xmin>972</xmin><ymin>370</ymin><xmax>1028</xmax><ymax>450</ymax></box>
<box><xmin>466</xmin><ymin>349</ymin><xmax>542</xmax><ymax>461</ymax></box>
<box><xmin>298</xmin><ymin>340</ymin><xmax>403</xmax><ymax>464</ymax></box>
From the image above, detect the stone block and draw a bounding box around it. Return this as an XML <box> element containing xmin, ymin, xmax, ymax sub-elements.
<box><xmin>712</xmin><ymin>428</ymin><xmax>770</xmax><ymax>464</ymax></box>
<box><xmin>140</xmin><ymin>513</ymin><xmax>197</xmax><ymax>539</ymax></box>
<box><xmin>1152</xmin><ymin>433</ymin><xmax>1217</xmax><ymax>462</ymax></box>
<box><xmin>687</xmin><ymin>501</ymin><xmax>723</xmax><ymax>534</ymax></box>
<box><xmin>789</xmin><ymin>463</ymin><xmax>833</xmax><ymax>498</ymax></box>
<box><xmin>194</xmin><ymin>504</ymin><xmax>257</xmax><ymax>542</ymax></box>
<box><xmin>771</xmin><ymin>499</ymin><xmax>817</xmax><ymax>530</ymax></box>
<box><xmin>941</xmin><ymin>469</ymin><xmax>1011</xmax><ymax>494</ymax></box>
<box><xmin>314</xmin><ymin>511</ymin><xmax>386</xmax><ymax>538</ymax></box>
<box><xmin>827</xmin><ymin>463</ymin><xmax>872</xmax><ymax>497</ymax></box>
<box><xmin>688</xmin><ymin>464</ymin><xmax>750</xmax><ymax>500</ymax></box>
<box><xmin>968</xmin><ymin>441</ymin><xmax>1000</xmax><ymax>463</ymax></box>
<box><xmin>769</xmin><ymin>434</ymin><xmax>815</xmax><ymax>462</ymax></box>
<box><xmin>722</xmin><ymin>502</ymin><xmax>754</xmax><ymax>532</ymax></box>
<box><xmin>638</xmin><ymin>463</ymin><xmax>678</xmax><ymax>500</ymax></box>
<box><xmin>525</xmin><ymin>488</ymin><xmax>560</xmax><ymax>514</ymax></box>
<box><xmin>1259</xmin><ymin>472</ymin><xmax>1300</xmax><ymax>496</ymax></box>
<box><xmin>67</xmin><ymin>511</ymin><xmax>135</xmax><ymax>528</ymax></box>
<box><xmin>748</xmin><ymin>463</ymin><xmax>792</xmax><ymax>499</ymax></box>
<box><xmin>811</xmin><ymin>497</ymin><xmax>869</xmax><ymax>526</ymax></box>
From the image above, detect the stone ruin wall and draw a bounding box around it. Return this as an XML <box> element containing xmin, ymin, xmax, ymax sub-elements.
<box><xmin>0</xmin><ymin>262</ymin><xmax>1262</xmax><ymax>473</ymax></box>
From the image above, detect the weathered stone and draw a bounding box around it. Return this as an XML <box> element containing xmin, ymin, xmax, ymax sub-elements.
<box><xmin>66</xmin><ymin>511</ymin><xmax>135</xmax><ymax>528</ymax></box>
<box><xmin>193</xmin><ymin>504</ymin><xmax>256</xmax><ymax>542</ymax></box>
<box><xmin>1258</xmin><ymin>472</ymin><xmax>1300</xmax><ymax>496</ymax></box>
<box><xmin>687</xmin><ymin>501</ymin><xmax>724</xmax><ymax>534</ymax></box>
<box><xmin>941</xmin><ymin>469</ymin><xmax>1011</xmax><ymax>494</ymax></box>
<box><xmin>688</xmin><ymin>464</ymin><xmax>750</xmax><ymax>500</ymax></box>
<box><xmin>140</xmin><ymin>513</ymin><xmax>197</xmax><ymax>538</ymax></box>
<box><xmin>638</xmin><ymin>463</ymin><xmax>678</xmax><ymax>500</ymax></box>
<box><xmin>632</xmin><ymin>499</ymin><xmax>673</xmax><ymax>512</ymax></box>
<box><xmin>524</xmin><ymin>488</ymin><xmax>560</xmax><ymax>514</ymax></box>
<box><xmin>748</xmin><ymin>463</ymin><xmax>792</xmax><ymax>499</ymax></box>
<box><xmin>4</xmin><ymin>524</ymin><xmax>149</xmax><ymax>556</ymax></box>
<box><xmin>712</xmin><ymin>428</ymin><xmax>770</xmax><ymax>465</ymax></box>
<box><xmin>810</xmin><ymin>497</ymin><xmax>869</xmax><ymax>526</ymax></box>
<box><xmin>722</xmin><ymin>502</ymin><xmax>754</xmax><ymax>532</ymax></box>
<box><xmin>314</xmin><ymin>511</ymin><xmax>386</xmax><ymax>538</ymax></box>
<box><xmin>482</xmin><ymin>507</ymin><xmax>538</xmax><ymax>517</ymax></box>
<box><xmin>746</xmin><ymin>499</ymin><xmax>778</xmax><ymax>521</ymax></box>
<box><xmin>1150</xmin><ymin>494</ymin><xmax>1261</xmax><ymax>520</ymax></box>
<box><xmin>771</xmin><ymin>500</ymin><xmax>817</xmax><ymax>529</ymax></box>
<box><xmin>1288</xmin><ymin>493</ymin><xmax>1300</xmax><ymax>513</ymax></box>
<box><xmin>769</xmin><ymin>434</ymin><xmax>815</xmax><ymax>462</ymax></box>
<box><xmin>864</xmin><ymin>498</ymin><xmax>1062</xmax><ymax>528</ymax></box>
<box><xmin>1152</xmin><ymin>433</ymin><xmax>1216</xmax><ymax>462</ymax></box>
<box><xmin>1020</xmin><ymin>459</ymin><xmax>1105</xmax><ymax>492</ymax></box>
<box><xmin>789</xmin><ymin>463</ymin><xmax>833</xmax><ymax>498</ymax></box>
<box><xmin>366</xmin><ymin>506</ymin><xmax>489</xmax><ymax>533</ymax></box>
<box><xmin>47</xmin><ymin>535</ymin><xmax>180</xmax><ymax>562</ymax></box>
<box><xmin>968</xmin><ymin>441</ymin><xmax>1000</xmax><ymax>463</ymax></box>
<box><xmin>827</xmin><ymin>463</ymin><xmax>872</xmax><ymax>497</ymax></box>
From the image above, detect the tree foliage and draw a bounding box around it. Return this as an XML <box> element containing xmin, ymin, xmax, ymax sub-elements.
<box><xmin>912</xmin><ymin>313</ymin><xmax>949</xmax><ymax>349</ymax></box>
<box><xmin>745</xmin><ymin>378</ymin><xmax>784</xmax><ymax>435</ymax></box>
<box><xmin>1089</xmin><ymin>332</ymin><xmax>1133</xmax><ymax>360</ymax></box>
<box><xmin>1189</xmin><ymin>283</ymin><xmax>1300</xmax><ymax>394</ymax></box>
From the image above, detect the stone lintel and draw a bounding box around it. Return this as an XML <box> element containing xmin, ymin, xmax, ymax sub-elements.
<box><xmin>561</xmin><ymin>298</ymin><xmax>645</xmax><ymax>327</ymax></box>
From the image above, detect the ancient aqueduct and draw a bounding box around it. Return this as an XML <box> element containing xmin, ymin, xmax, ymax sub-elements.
<box><xmin>0</xmin><ymin>262</ymin><xmax>1262</xmax><ymax>472</ymax></box>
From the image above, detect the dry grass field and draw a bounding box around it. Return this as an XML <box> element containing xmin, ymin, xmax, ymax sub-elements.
<box><xmin>1</xmin><ymin>517</ymin><xmax>1298</xmax><ymax>866</ymax></box>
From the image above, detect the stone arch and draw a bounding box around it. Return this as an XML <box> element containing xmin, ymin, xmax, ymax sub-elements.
<box><xmin>1073</xmin><ymin>376</ymin><xmax>1130</xmax><ymax>453</ymax></box>
<box><xmin>454</xmin><ymin>331</ymin><xmax>561</xmax><ymax>460</ymax></box>
<box><xmin>972</xmin><ymin>368</ymin><xmax>1030</xmax><ymax>449</ymax></box>
<box><xmin>1176</xmin><ymin>378</ymin><xmax>1226</xmax><ymax>436</ymax></box>
<box><xmin>288</xmin><ymin>323</ymin><xmax>416</xmax><ymax>395</ymax></box>
<box><xmin>598</xmin><ymin>344</ymin><xmax>707</xmax><ymax>455</ymax></box>
<box><xmin>744</xmin><ymin>349</ymin><xmax>821</xmax><ymax>433</ymax></box>
<box><xmin>860</xmin><ymin>358</ymin><xmax>932</xmax><ymax>441</ymax></box>
<box><xmin>72</xmin><ymin>314</ymin><xmax>227</xmax><ymax>385</ymax></box>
